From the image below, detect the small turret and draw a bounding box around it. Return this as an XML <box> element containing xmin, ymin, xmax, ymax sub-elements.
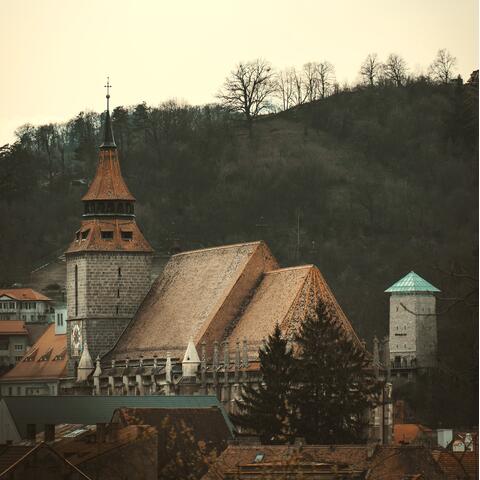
<box><xmin>182</xmin><ymin>339</ymin><xmax>200</xmax><ymax>377</ymax></box>
<box><xmin>77</xmin><ymin>343</ymin><xmax>94</xmax><ymax>382</ymax></box>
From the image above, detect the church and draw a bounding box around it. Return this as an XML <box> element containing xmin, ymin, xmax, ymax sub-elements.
<box><xmin>3</xmin><ymin>90</ymin><xmax>393</xmax><ymax>444</ymax></box>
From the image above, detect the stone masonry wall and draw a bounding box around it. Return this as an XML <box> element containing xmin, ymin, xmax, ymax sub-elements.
<box><xmin>65</xmin><ymin>251</ymin><xmax>153</xmax><ymax>376</ymax></box>
<box><xmin>389</xmin><ymin>293</ymin><xmax>436</xmax><ymax>367</ymax></box>
<box><xmin>415</xmin><ymin>295</ymin><xmax>437</xmax><ymax>368</ymax></box>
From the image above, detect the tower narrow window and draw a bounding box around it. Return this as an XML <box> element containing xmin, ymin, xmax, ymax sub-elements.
<box><xmin>118</xmin><ymin>267</ymin><xmax>122</xmax><ymax>277</ymax></box>
<box><xmin>117</xmin><ymin>288</ymin><xmax>120</xmax><ymax>298</ymax></box>
<box><xmin>74</xmin><ymin>265</ymin><xmax>78</xmax><ymax>317</ymax></box>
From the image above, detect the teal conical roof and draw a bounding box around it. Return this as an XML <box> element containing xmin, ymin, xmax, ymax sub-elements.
<box><xmin>385</xmin><ymin>271</ymin><xmax>440</xmax><ymax>293</ymax></box>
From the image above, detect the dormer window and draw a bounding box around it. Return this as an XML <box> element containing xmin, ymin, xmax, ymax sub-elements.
<box><xmin>81</xmin><ymin>229</ymin><xmax>90</xmax><ymax>240</ymax></box>
<box><xmin>101</xmin><ymin>231</ymin><xmax>114</xmax><ymax>240</ymax></box>
<box><xmin>121</xmin><ymin>231</ymin><xmax>133</xmax><ymax>240</ymax></box>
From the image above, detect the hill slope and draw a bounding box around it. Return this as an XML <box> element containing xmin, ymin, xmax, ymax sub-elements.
<box><xmin>0</xmin><ymin>82</ymin><xmax>477</xmax><ymax>423</ymax></box>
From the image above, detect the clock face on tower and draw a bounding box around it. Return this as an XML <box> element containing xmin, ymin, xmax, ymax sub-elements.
<box><xmin>71</xmin><ymin>322</ymin><xmax>82</xmax><ymax>357</ymax></box>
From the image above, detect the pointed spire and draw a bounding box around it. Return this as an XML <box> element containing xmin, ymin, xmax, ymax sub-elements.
<box><xmin>182</xmin><ymin>339</ymin><xmax>200</xmax><ymax>377</ymax></box>
<box><xmin>77</xmin><ymin>342</ymin><xmax>94</xmax><ymax>382</ymax></box>
<box><xmin>100</xmin><ymin>77</ymin><xmax>116</xmax><ymax>149</ymax></box>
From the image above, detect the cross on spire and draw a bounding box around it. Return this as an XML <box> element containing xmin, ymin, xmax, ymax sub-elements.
<box><xmin>104</xmin><ymin>76</ymin><xmax>112</xmax><ymax>111</ymax></box>
<box><xmin>101</xmin><ymin>76</ymin><xmax>116</xmax><ymax>149</ymax></box>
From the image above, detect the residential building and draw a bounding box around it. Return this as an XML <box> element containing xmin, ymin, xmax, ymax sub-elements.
<box><xmin>0</xmin><ymin>289</ymin><xmax>52</xmax><ymax>323</ymax></box>
<box><xmin>0</xmin><ymin>321</ymin><xmax>29</xmax><ymax>368</ymax></box>
<box><xmin>0</xmin><ymin>322</ymin><xmax>67</xmax><ymax>396</ymax></box>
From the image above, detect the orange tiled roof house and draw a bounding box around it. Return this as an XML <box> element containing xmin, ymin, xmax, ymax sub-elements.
<box><xmin>12</xmin><ymin>91</ymin><xmax>392</xmax><ymax>444</ymax></box>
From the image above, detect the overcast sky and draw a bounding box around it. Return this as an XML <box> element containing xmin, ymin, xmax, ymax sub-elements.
<box><xmin>0</xmin><ymin>0</ymin><xmax>478</xmax><ymax>145</ymax></box>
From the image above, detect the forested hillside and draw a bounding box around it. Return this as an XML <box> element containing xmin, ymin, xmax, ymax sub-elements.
<box><xmin>0</xmin><ymin>79</ymin><xmax>477</xmax><ymax>423</ymax></box>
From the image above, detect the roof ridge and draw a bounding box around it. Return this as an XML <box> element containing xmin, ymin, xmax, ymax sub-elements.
<box><xmin>172</xmin><ymin>241</ymin><xmax>264</xmax><ymax>258</ymax></box>
<box><xmin>265</xmin><ymin>265</ymin><xmax>313</xmax><ymax>274</ymax></box>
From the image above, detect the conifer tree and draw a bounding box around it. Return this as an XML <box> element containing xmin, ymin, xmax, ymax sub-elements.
<box><xmin>292</xmin><ymin>300</ymin><xmax>382</xmax><ymax>444</ymax></box>
<box><xmin>231</xmin><ymin>324</ymin><xmax>294</xmax><ymax>444</ymax></box>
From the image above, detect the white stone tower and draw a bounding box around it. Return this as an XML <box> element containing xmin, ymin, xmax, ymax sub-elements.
<box><xmin>65</xmin><ymin>83</ymin><xmax>153</xmax><ymax>376</ymax></box>
<box><xmin>385</xmin><ymin>271</ymin><xmax>440</xmax><ymax>380</ymax></box>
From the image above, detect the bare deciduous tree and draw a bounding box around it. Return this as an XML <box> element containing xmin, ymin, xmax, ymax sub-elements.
<box><xmin>217</xmin><ymin>59</ymin><xmax>276</xmax><ymax>125</ymax></box>
<box><xmin>317</xmin><ymin>61</ymin><xmax>336</xmax><ymax>98</ymax></box>
<box><xmin>429</xmin><ymin>48</ymin><xmax>457</xmax><ymax>84</ymax></box>
<box><xmin>360</xmin><ymin>53</ymin><xmax>383</xmax><ymax>86</ymax></box>
<box><xmin>383</xmin><ymin>53</ymin><xmax>408</xmax><ymax>86</ymax></box>
<box><xmin>276</xmin><ymin>68</ymin><xmax>296</xmax><ymax>111</ymax></box>
<box><xmin>303</xmin><ymin>62</ymin><xmax>321</xmax><ymax>102</ymax></box>
<box><xmin>291</xmin><ymin>67</ymin><xmax>309</xmax><ymax>106</ymax></box>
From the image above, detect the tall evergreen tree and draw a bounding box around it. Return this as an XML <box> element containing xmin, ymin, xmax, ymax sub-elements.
<box><xmin>292</xmin><ymin>300</ymin><xmax>382</xmax><ymax>444</ymax></box>
<box><xmin>231</xmin><ymin>324</ymin><xmax>294</xmax><ymax>444</ymax></box>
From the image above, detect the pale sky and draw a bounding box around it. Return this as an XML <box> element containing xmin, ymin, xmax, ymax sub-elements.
<box><xmin>0</xmin><ymin>0</ymin><xmax>478</xmax><ymax>145</ymax></box>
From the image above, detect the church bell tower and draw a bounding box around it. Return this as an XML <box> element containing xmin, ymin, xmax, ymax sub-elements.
<box><xmin>65</xmin><ymin>80</ymin><xmax>154</xmax><ymax>376</ymax></box>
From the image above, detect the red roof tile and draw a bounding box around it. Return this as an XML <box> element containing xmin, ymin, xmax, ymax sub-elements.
<box><xmin>0</xmin><ymin>324</ymin><xmax>67</xmax><ymax>381</ymax></box>
<box><xmin>0</xmin><ymin>321</ymin><xmax>28</xmax><ymax>336</ymax></box>
<box><xmin>65</xmin><ymin>218</ymin><xmax>153</xmax><ymax>254</ymax></box>
<box><xmin>0</xmin><ymin>289</ymin><xmax>51</xmax><ymax>302</ymax></box>
<box><xmin>82</xmin><ymin>148</ymin><xmax>135</xmax><ymax>201</ymax></box>
<box><xmin>433</xmin><ymin>450</ymin><xmax>478</xmax><ymax>479</ymax></box>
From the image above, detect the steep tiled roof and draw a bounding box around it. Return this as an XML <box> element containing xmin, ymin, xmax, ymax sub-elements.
<box><xmin>0</xmin><ymin>288</ymin><xmax>51</xmax><ymax>301</ymax></box>
<box><xmin>107</xmin><ymin>240</ymin><xmax>363</xmax><ymax>362</ymax></box>
<box><xmin>0</xmin><ymin>442</ymin><xmax>92</xmax><ymax>479</ymax></box>
<box><xmin>109</xmin><ymin>242</ymin><xmax>278</xmax><ymax>360</ymax></box>
<box><xmin>0</xmin><ymin>324</ymin><xmax>67</xmax><ymax>381</ymax></box>
<box><xmin>65</xmin><ymin>218</ymin><xmax>153</xmax><ymax>254</ymax></box>
<box><xmin>369</xmin><ymin>446</ymin><xmax>447</xmax><ymax>480</ymax></box>
<box><xmin>54</xmin><ymin>424</ymin><xmax>156</xmax><ymax>468</ymax></box>
<box><xmin>0</xmin><ymin>321</ymin><xmax>28</xmax><ymax>336</ymax></box>
<box><xmin>0</xmin><ymin>446</ymin><xmax>33</xmax><ymax>476</ymax></box>
<box><xmin>82</xmin><ymin>148</ymin><xmax>135</xmax><ymax>201</ymax></box>
<box><xmin>433</xmin><ymin>450</ymin><xmax>477</xmax><ymax>480</ymax></box>
<box><xmin>202</xmin><ymin>445</ymin><xmax>371</xmax><ymax>479</ymax></box>
<box><xmin>203</xmin><ymin>445</ymin><xmax>447</xmax><ymax>480</ymax></box>
<box><xmin>227</xmin><ymin>266</ymin><xmax>311</xmax><ymax>351</ymax></box>
<box><xmin>385</xmin><ymin>271</ymin><xmax>440</xmax><ymax>293</ymax></box>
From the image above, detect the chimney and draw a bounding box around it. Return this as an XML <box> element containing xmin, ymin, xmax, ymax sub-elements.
<box><xmin>44</xmin><ymin>424</ymin><xmax>55</xmax><ymax>442</ymax></box>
